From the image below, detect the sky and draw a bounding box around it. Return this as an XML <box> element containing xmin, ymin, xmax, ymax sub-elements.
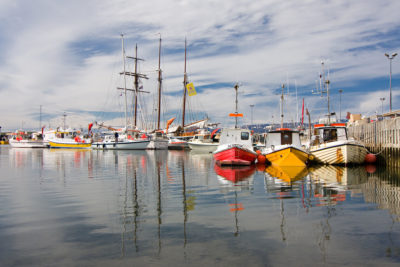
<box><xmin>0</xmin><ymin>0</ymin><xmax>400</xmax><ymax>131</ymax></box>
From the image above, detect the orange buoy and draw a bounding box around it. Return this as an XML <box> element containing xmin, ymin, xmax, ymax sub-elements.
<box><xmin>365</xmin><ymin>164</ymin><xmax>377</xmax><ymax>174</ymax></box>
<box><xmin>365</xmin><ymin>153</ymin><xmax>377</xmax><ymax>163</ymax></box>
<box><xmin>257</xmin><ymin>154</ymin><xmax>266</xmax><ymax>164</ymax></box>
<box><xmin>256</xmin><ymin>150</ymin><xmax>261</xmax><ymax>155</ymax></box>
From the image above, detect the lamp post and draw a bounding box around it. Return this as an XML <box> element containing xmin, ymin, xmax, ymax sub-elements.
<box><xmin>250</xmin><ymin>104</ymin><xmax>254</xmax><ymax>126</ymax></box>
<box><xmin>385</xmin><ymin>53</ymin><xmax>397</xmax><ymax>112</ymax></box>
<box><xmin>339</xmin><ymin>89</ymin><xmax>343</xmax><ymax>122</ymax></box>
<box><xmin>380</xmin><ymin>97</ymin><xmax>385</xmax><ymax>115</ymax></box>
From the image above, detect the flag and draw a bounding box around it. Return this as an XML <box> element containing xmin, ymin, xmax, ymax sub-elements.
<box><xmin>88</xmin><ymin>123</ymin><xmax>93</xmax><ymax>132</ymax></box>
<box><xmin>186</xmin><ymin>82</ymin><xmax>197</xmax><ymax>96</ymax></box>
<box><xmin>301</xmin><ymin>98</ymin><xmax>304</xmax><ymax>125</ymax></box>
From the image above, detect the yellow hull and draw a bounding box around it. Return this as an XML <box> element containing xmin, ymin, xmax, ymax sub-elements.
<box><xmin>49</xmin><ymin>141</ymin><xmax>91</xmax><ymax>149</ymax></box>
<box><xmin>265</xmin><ymin>147</ymin><xmax>309</xmax><ymax>167</ymax></box>
<box><xmin>265</xmin><ymin>165</ymin><xmax>308</xmax><ymax>183</ymax></box>
<box><xmin>0</xmin><ymin>140</ymin><xmax>9</xmax><ymax>145</ymax></box>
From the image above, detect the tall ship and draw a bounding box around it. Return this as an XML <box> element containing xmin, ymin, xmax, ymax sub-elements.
<box><xmin>92</xmin><ymin>34</ymin><xmax>150</xmax><ymax>150</ymax></box>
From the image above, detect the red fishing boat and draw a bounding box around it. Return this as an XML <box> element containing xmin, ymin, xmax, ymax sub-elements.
<box><xmin>213</xmin><ymin>84</ymin><xmax>257</xmax><ymax>166</ymax></box>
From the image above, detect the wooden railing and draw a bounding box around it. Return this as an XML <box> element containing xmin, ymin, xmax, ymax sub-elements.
<box><xmin>347</xmin><ymin>118</ymin><xmax>400</xmax><ymax>166</ymax></box>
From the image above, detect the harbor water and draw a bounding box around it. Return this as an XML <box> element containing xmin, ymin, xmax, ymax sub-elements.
<box><xmin>0</xmin><ymin>146</ymin><xmax>400</xmax><ymax>266</ymax></box>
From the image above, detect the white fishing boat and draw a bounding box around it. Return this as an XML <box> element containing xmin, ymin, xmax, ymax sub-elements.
<box><xmin>309</xmin><ymin>123</ymin><xmax>367</xmax><ymax>164</ymax></box>
<box><xmin>308</xmin><ymin>61</ymin><xmax>367</xmax><ymax>165</ymax></box>
<box><xmin>9</xmin><ymin>131</ymin><xmax>48</xmax><ymax>148</ymax></box>
<box><xmin>187</xmin><ymin>131</ymin><xmax>219</xmax><ymax>153</ymax></box>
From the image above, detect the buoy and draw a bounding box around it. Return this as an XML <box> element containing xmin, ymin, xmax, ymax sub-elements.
<box><xmin>365</xmin><ymin>153</ymin><xmax>377</xmax><ymax>164</ymax></box>
<box><xmin>257</xmin><ymin>154</ymin><xmax>266</xmax><ymax>164</ymax></box>
<box><xmin>256</xmin><ymin>150</ymin><xmax>261</xmax><ymax>155</ymax></box>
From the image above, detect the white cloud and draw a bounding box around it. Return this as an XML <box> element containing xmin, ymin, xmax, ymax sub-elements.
<box><xmin>0</xmin><ymin>0</ymin><xmax>400</xmax><ymax>130</ymax></box>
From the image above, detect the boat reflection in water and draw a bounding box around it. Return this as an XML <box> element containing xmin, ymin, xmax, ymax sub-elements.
<box><xmin>264</xmin><ymin>165</ymin><xmax>308</xmax><ymax>193</ymax></box>
<box><xmin>215</xmin><ymin>163</ymin><xmax>256</xmax><ymax>187</ymax></box>
<box><xmin>214</xmin><ymin>163</ymin><xmax>256</xmax><ymax>236</ymax></box>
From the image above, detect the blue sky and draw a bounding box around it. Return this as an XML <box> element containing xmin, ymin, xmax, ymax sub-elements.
<box><xmin>0</xmin><ymin>0</ymin><xmax>399</xmax><ymax>131</ymax></box>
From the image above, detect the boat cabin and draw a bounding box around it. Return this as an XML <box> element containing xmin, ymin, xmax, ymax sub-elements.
<box><xmin>265</xmin><ymin>128</ymin><xmax>302</xmax><ymax>147</ymax></box>
<box><xmin>312</xmin><ymin>123</ymin><xmax>348</xmax><ymax>144</ymax></box>
<box><xmin>219</xmin><ymin>128</ymin><xmax>252</xmax><ymax>148</ymax></box>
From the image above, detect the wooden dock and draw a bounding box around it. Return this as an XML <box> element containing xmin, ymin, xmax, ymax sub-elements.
<box><xmin>347</xmin><ymin>117</ymin><xmax>400</xmax><ymax>167</ymax></box>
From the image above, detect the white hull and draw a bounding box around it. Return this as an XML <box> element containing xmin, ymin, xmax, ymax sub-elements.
<box><xmin>310</xmin><ymin>141</ymin><xmax>367</xmax><ymax>165</ymax></box>
<box><xmin>188</xmin><ymin>142</ymin><xmax>218</xmax><ymax>153</ymax></box>
<box><xmin>147</xmin><ymin>140</ymin><xmax>169</xmax><ymax>150</ymax></box>
<box><xmin>9</xmin><ymin>139</ymin><xmax>48</xmax><ymax>148</ymax></box>
<box><xmin>168</xmin><ymin>138</ymin><xmax>189</xmax><ymax>150</ymax></box>
<box><xmin>92</xmin><ymin>140</ymin><xmax>150</xmax><ymax>150</ymax></box>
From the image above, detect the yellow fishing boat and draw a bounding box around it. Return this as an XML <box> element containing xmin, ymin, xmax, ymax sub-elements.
<box><xmin>48</xmin><ymin>129</ymin><xmax>92</xmax><ymax>149</ymax></box>
<box><xmin>262</xmin><ymin>128</ymin><xmax>311</xmax><ymax>166</ymax></box>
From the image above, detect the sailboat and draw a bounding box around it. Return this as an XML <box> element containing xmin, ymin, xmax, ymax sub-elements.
<box><xmin>167</xmin><ymin>39</ymin><xmax>209</xmax><ymax>149</ymax></box>
<box><xmin>308</xmin><ymin>61</ymin><xmax>367</xmax><ymax>164</ymax></box>
<box><xmin>92</xmin><ymin>34</ymin><xmax>150</xmax><ymax>150</ymax></box>
<box><xmin>261</xmin><ymin>84</ymin><xmax>311</xmax><ymax>166</ymax></box>
<box><xmin>213</xmin><ymin>84</ymin><xmax>258</xmax><ymax>166</ymax></box>
<box><xmin>147</xmin><ymin>35</ymin><xmax>169</xmax><ymax>150</ymax></box>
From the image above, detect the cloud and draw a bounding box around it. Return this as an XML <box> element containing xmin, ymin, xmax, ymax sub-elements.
<box><xmin>0</xmin><ymin>0</ymin><xmax>400</xmax><ymax>130</ymax></box>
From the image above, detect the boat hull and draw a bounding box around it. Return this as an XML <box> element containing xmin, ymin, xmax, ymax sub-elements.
<box><xmin>213</xmin><ymin>145</ymin><xmax>257</xmax><ymax>165</ymax></box>
<box><xmin>264</xmin><ymin>146</ymin><xmax>309</xmax><ymax>167</ymax></box>
<box><xmin>188</xmin><ymin>142</ymin><xmax>218</xmax><ymax>153</ymax></box>
<box><xmin>147</xmin><ymin>140</ymin><xmax>169</xmax><ymax>150</ymax></box>
<box><xmin>9</xmin><ymin>139</ymin><xmax>48</xmax><ymax>148</ymax></box>
<box><xmin>92</xmin><ymin>140</ymin><xmax>150</xmax><ymax>150</ymax></box>
<box><xmin>168</xmin><ymin>138</ymin><xmax>189</xmax><ymax>150</ymax></box>
<box><xmin>310</xmin><ymin>142</ymin><xmax>367</xmax><ymax>165</ymax></box>
<box><xmin>49</xmin><ymin>138</ymin><xmax>91</xmax><ymax>149</ymax></box>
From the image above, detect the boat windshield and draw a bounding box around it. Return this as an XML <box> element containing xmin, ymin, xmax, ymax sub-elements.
<box><xmin>241</xmin><ymin>132</ymin><xmax>249</xmax><ymax>140</ymax></box>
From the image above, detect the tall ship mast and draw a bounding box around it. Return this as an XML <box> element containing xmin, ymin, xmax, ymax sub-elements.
<box><xmin>157</xmin><ymin>35</ymin><xmax>162</xmax><ymax>130</ymax></box>
<box><xmin>182</xmin><ymin>38</ymin><xmax>188</xmax><ymax>129</ymax></box>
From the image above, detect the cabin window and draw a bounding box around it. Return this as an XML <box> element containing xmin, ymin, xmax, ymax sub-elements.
<box><xmin>281</xmin><ymin>131</ymin><xmax>292</xmax><ymax>145</ymax></box>
<box><xmin>241</xmin><ymin>132</ymin><xmax>249</xmax><ymax>140</ymax></box>
<box><xmin>323</xmin><ymin>129</ymin><xmax>338</xmax><ymax>142</ymax></box>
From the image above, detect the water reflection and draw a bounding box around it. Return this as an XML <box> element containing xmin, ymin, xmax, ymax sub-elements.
<box><xmin>1</xmin><ymin>147</ymin><xmax>400</xmax><ymax>266</ymax></box>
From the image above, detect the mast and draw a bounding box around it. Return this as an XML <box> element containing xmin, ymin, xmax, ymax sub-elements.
<box><xmin>119</xmin><ymin>42</ymin><xmax>149</xmax><ymax>130</ymax></box>
<box><xmin>157</xmin><ymin>35</ymin><xmax>162</xmax><ymax>130</ymax></box>
<box><xmin>121</xmin><ymin>34</ymin><xmax>128</xmax><ymax>130</ymax></box>
<box><xmin>182</xmin><ymin>38</ymin><xmax>187</xmax><ymax>129</ymax></box>
<box><xmin>280</xmin><ymin>84</ymin><xmax>285</xmax><ymax>128</ymax></box>
<box><xmin>321</xmin><ymin>61</ymin><xmax>331</xmax><ymax>124</ymax></box>
<box><xmin>39</xmin><ymin>105</ymin><xmax>42</xmax><ymax>130</ymax></box>
<box><xmin>134</xmin><ymin>44</ymin><xmax>139</xmax><ymax>127</ymax></box>
<box><xmin>234</xmin><ymin>83</ymin><xmax>239</xmax><ymax>129</ymax></box>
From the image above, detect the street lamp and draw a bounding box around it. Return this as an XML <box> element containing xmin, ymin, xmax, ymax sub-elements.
<box><xmin>385</xmin><ymin>52</ymin><xmax>397</xmax><ymax>112</ymax></box>
<box><xmin>380</xmin><ymin>97</ymin><xmax>385</xmax><ymax>115</ymax></box>
<box><xmin>250</xmin><ymin>104</ymin><xmax>255</xmax><ymax>126</ymax></box>
<box><xmin>338</xmin><ymin>89</ymin><xmax>343</xmax><ymax>122</ymax></box>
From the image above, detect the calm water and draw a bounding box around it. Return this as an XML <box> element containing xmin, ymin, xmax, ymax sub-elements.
<box><xmin>1</xmin><ymin>146</ymin><xmax>400</xmax><ymax>266</ymax></box>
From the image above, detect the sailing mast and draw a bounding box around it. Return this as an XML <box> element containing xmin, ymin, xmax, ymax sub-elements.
<box><xmin>119</xmin><ymin>38</ymin><xmax>149</xmax><ymax>129</ymax></box>
<box><xmin>280</xmin><ymin>84</ymin><xmax>285</xmax><ymax>128</ymax></box>
<box><xmin>157</xmin><ymin>35</ymin><xmax>162</xmax><ymax>130</ymax></box>
<box><xmin>121</xmin><ymin>34</ymin><xmax>128</xmax><ymax>130</ymax></box>
<box><xmin>182</xmin><ymin>38</ymin><xmax>188</xmax><ymax>129</ymax></box>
